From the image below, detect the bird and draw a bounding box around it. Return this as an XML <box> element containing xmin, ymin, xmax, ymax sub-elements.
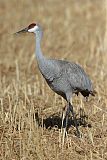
<box><xmin>15</xmin><ymin>22</ymin><xmax>95</xmax><ymax>137</ymax></box>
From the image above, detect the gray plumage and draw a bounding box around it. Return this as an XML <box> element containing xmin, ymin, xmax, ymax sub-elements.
<box><xmin>15</xmin><ymin>23</ymin><xmax>95</xmax><ymax>137</ymax></box>
<box><xmin>35</xmin><ymin>25</ymin><xmax>94</xmax><ymax>101</ymax></box>
<box><xmin>39</xmin><ymin>59</ymin><xmax>93</xmax><ymax>99</ymax></box>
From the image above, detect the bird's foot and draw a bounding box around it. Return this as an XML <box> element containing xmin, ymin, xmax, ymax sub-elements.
<box><xmin>75</xmin><ymin>130</ymin><xmax>82</xmax><ymax>138</ymax></box>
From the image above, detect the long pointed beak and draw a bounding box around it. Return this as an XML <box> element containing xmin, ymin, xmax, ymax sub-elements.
<box><xmin>14</xmin><ymin>27</ymin><xmax>28</xmax><ymax>35</ymax></box>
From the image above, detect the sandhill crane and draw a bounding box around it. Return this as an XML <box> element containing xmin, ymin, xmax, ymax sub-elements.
<box><xmin>15</xmin><ymin>23</ymin><xmax>95</xmax><ymax>137</ymax></box>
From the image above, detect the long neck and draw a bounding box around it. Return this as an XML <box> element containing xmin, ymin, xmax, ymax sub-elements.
<box><xmin>34</xmin><ymin>28</ymin><xmax>55</xmax><ymax>79</ymax></box>
<box><xmin>35</xmin><ymin>30</ymin><xmax>48</xmax><ymax>74</ymax></box>
<box><xmin>35</xmin><ymin>30</ymin><xmax>44</xmax><ymax>61</ymax></box>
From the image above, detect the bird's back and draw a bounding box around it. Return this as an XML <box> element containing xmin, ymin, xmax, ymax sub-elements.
<box><xmin>38</xmin><ymin>58</ymin><xmax>94</xmax><ymax>99</ymax></box>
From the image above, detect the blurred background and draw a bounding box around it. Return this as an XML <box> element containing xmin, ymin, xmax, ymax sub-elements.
<box><xmin>0</xmin><ymin>0</ymin><xmax>107</xmax><ymax>160</ymax></box>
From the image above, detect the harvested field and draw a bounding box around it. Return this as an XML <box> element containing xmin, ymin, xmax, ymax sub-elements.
<box><xmin>0</xmin><ymin>0</ymin><xmax>107</xmax><ymax>159</ymax></box>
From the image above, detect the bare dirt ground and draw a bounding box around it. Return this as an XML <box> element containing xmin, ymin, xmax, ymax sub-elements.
<box><xmin>0</xmin><ymin>0</ymin><xmax>107</xmax><ymax>159</ymax></box>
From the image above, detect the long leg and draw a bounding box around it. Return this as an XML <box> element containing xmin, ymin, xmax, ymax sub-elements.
<box><xmin>69</xmin><ymin>102</ymin><xmax>80</xmax><ymax>137</ymax></box>
<box><xmin>62</xmin><ymin>103</ymin><xmax>70</xmax><ymax>144</ymax></box>
<box><xmin>62</xmin><ymin>93</ymin><xmax>72</xmax><ymax>138</ymax></box>
<box><xmin>62</xmin><ymin>103</ymin><xmax>70</xmax><ymax>129</ymax></box>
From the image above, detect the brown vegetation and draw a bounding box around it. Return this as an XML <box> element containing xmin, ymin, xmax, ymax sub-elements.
<box><xmin>0</xmin><ymin>0</ymin><xmax>107</xmax><ymax>159</ymax></box>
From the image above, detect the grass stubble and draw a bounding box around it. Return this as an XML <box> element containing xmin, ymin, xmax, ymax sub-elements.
<box><xmin>0</xmin><ymin>0</ymin><xmax>107</xmax><ymax>159</ymax></box>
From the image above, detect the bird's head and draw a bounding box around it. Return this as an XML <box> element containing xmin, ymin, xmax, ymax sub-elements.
<box><xmin>15</xmin><ymin>23</ymin><xmax>41</xmax><ymax>34</ymax></box>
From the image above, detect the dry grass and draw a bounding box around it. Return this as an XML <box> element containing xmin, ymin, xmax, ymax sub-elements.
<box><xmin>0</xmin><ymin>0</ymin><xmax>107</xmax><ymax>159</ymax></box>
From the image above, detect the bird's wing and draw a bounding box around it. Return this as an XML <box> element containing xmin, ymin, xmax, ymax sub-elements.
<box><xmin>49</xmin><ymin>59</ymin><xmax>93</xmax><ymax>91</ymax></box>
<box><xmin>41</xmin><ymin>59</ymin><xmax>93</xmax><ymax>92</ymax></box>
<box><xmin>62</xmin><ymin>61</ymin><xmax>93</xmax><ymax>91</ymax></box>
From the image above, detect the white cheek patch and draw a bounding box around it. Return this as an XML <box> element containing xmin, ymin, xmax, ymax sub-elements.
<box><xmin>28</xmin><ymin>25</ymin><xmax>39</xmax><ymax>32</ymax></box>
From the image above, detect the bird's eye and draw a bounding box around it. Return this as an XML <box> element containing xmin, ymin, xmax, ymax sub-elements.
<box><xmin>28</xmin><ymin>23</ymin><xmax>36</xmax><ymax>29</ymax></box>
